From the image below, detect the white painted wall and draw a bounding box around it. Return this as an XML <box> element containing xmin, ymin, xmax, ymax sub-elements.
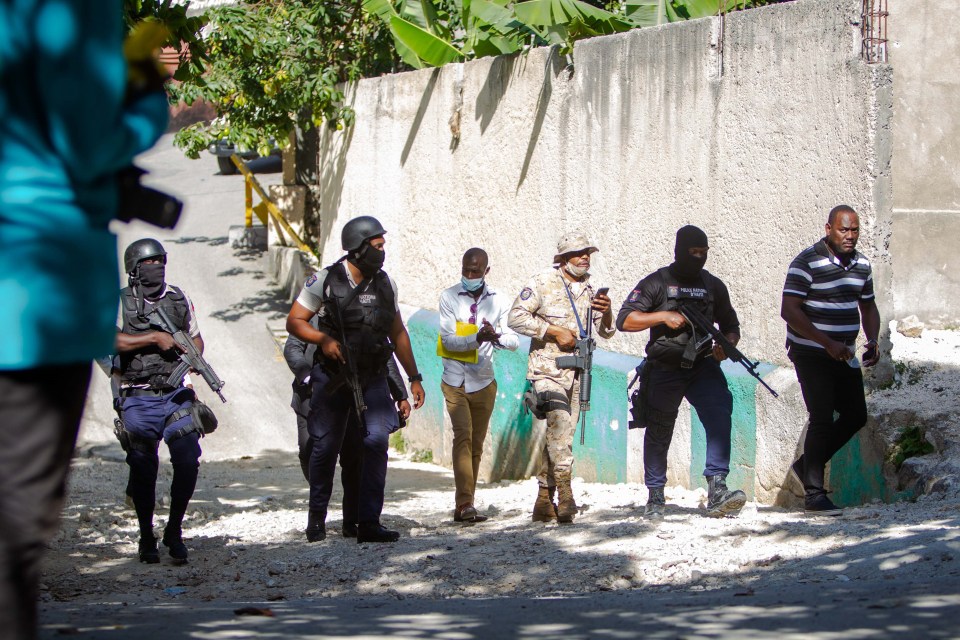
<box><xmin>316</xmin><ymin>0</ymin><xmax>892</xmax><ymax>369</ymax></box>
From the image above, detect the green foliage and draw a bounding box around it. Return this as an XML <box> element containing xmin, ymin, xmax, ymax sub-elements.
<box><xmin>367</xmin><ymin>0</ymin><xmax>793</xmax><ymax>65</ymax></box>
<box><xmin>159</xmin><ymin>1</ymin><xmax>401</xmax><ymax>159</ymax></box>
<box><xmin>388</xmin><ymin>431</ymin><xmax>433</xmax><ymax>462</ymax></box>
<box><xmin>123</xmin><ymin>0</ymin><xmax>208</xmax><ymax>82</ymax></box>
<box><xmin>887</xmin><ymin>426</ymin><xmax>936</xmax><ymax>471</ymax></box>
<box><xmin>410</xmin><ymin>448</ymin><xmax>435</xmax><ymax>463</ymax></box>
<box><xmin>389</xmin><ymin>430</ymin><xmax>407</xmax><ymax>453</ymax></box>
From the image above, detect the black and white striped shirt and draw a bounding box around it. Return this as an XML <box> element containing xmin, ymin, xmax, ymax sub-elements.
<box><xmin>782</xmin><ymin>239</ymin><xmax>874</xmax><ymax>352</ymax></box>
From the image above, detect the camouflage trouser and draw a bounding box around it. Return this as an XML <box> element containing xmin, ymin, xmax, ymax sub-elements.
<box><xmin>533</xmin><ymin>378</ymin><xmax>580</xmax><ymax>488</ymax></box>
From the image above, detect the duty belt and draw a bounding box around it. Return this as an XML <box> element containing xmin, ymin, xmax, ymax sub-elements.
<box><xmin>120</xmin><ymin>387</ymin><xmax>170</xmax><ymax>397</ymax></box>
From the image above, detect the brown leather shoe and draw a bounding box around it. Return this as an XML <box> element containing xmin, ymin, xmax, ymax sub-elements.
<box><xmin>454</xmin><ymin>504</ymin><xmax>478</xmax><ymax>522</ymax></box>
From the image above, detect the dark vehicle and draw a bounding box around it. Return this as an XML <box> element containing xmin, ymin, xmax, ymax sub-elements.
<box><xmin>208</xmin><ymin>139</ymin><xmax>281</xmax><ymax>175</ymax></box>
<box><xmin>207</xmin><ymin>140</ymin><xmax>260</xmax><ymax>175</ymax></box>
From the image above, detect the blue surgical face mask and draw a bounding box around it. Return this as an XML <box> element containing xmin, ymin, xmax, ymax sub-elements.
<box><xmin>461</xmin><ymin>276</ymin><xmax>485</xmax><ymax>293</ymax></box>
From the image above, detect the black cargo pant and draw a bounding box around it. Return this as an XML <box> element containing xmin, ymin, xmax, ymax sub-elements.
<box><xmin>643</xmin><ymin>357</ymin><xmax>734</xmax><ymax>488</ymax></box>
<box><xmin>0</xmin><ymin>363</ymin><xmax>91</xmax><ymax>640</ymax></box>
<box><xmin>789</xmin><ymin>348</ymin><xmax>868</xmax><ymax>497</ymax></box>
<box><xmin>307</xmin><ymin>366</ymin><xmax>399</xmax><ymax>525</ymax></box>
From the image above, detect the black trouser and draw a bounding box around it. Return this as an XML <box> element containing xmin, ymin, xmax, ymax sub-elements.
<box><xmin>296</xmin><ymin>406</ymin><xmax>360</xmax><ymax>526</ymax></box>
<box><xmin>0</xmin><ymin>363</ymin><xmax>91</xmax><ymax>640</ymax></box>
<box><xmin>790</xmin><ymin>348</ymin><xmax>868</xmax><ymax>497</ymax></box>
<box><xmin>295</xmin><ymin>409</ymin><xmax>312</xmax><ymax>483</ymax></box>
<box><xmin>643</xmin><ymin>358</ymin><xmax>734</xmax><ymax>488</ymax></box>
<box><xmin>307</xmin><ymin>366</ymin><xmax>397</xmax><ymax>524</ymax></box>
<box><xmin>120</xmin><ymin>389</ymin><xmax>201</xmax><ymax>539</ymax></box>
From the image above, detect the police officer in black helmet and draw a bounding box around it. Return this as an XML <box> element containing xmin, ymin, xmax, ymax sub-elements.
<box><xmin>115</xmin><ymin>239</ymin><xmax>205</xmax><ymax>564</ymax></box>
<box><xmin>286</xmin><ymin>216</ymin><xmax>425</xmax><ymax>543</ymax></box>
<box><xmin>616</xmin><ymin>226</ymin><xmax>747</xmax><ymax>519</ymax></box>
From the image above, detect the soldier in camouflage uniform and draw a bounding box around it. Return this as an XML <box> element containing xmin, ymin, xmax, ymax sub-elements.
<box><xmin>508</xmin><ymin>232</ymin><xmax>615</xmax><ymax>523</ymax></box>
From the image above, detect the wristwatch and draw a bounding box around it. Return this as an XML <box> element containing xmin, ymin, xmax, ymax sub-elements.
<box><xmin>408</xmin><ymin>373</ymin><xmax>423</xmax><ymax>383</ymax></box>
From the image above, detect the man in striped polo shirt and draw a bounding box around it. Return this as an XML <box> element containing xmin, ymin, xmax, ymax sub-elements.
<box><xmin>780</xmin><ymin>205</ymin><xmax>881</xmax><ymax>516</ymax></box>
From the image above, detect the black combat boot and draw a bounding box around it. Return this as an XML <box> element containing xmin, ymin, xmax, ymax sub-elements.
<box><xmin>342</xmin><ymin>522</ymin><xmax>358</xmax><ymax>538</ymax></box>
<box><xmin>138</xmin><ymin>535</ymin><xmax>160</xmax><ymax>564</ymax></box>
<box><xmin>306</xmin><ymin>510</ymin><xmax>326</xmax><ymax>542</ymax></box>
<box><xmin>357</xmin><ymin>522</ymin><xmax>400</xmax><ymax>543</ymax></box>
<box><xmin>705</xmin><ymin>474</ymin><xmax>746</xmax><ymax>517</ymax></box>
<box><xmin>644</xmin><ymin>486</ymin><xmax>665</xmax><ymax>519</ymax></box>
<box><xmin>162</xmin><ymin>525</ymin><xmax>189</xmax><ymax>564</ymax></box>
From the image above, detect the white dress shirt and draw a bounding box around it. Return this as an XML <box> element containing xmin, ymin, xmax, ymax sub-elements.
<box><xmin>439</xmin><ymin>283</ymin><xmax>519</xmax><ymax>393</ymax></box>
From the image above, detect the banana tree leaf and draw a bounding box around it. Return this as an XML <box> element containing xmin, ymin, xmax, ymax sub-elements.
<box><xmin>673</xmin><ymin>0</ymin><xmax>722</xmax><ymax>19</ymax></box>
<box><xmin>624</xmin><ymin>0</ymin><xmax>667</xmax><ymax>26</ymax></box>
<box><xmin>487</xmin><ymin>33</ymin><xmax>523</xmax><ymax>53</ymax></box>
<box><xmin>362</xmin><ymin>0</ymin><xmax>397</xmax><ymax>20</ymax></box>
<box><xmin>470</xmin><ymin>0</ymin><xmax>520</xmax><ymax>32</ymax></box>
<box><xmin>389</xmin><ymin>15</ymin><xmax>464</xmax><ymax>66</ymax></box>
<box><xmin>399</xmin><ymin>0</ymin><xmax>443</xmax><ymax>33</ymax></box>
<box><xmin>515</xmin><ymin>0</ymin><xmax>625</xmax><ymax>27</ymax></box>
<box><xmin>513</xmin><ymin>0</ymin><xmax>554</xmax><ymax>25</ymax></box>
<box><xmin>467</xmin><ymin>32</ymin><xmax>522</xmax><ymax>57</ymax></box>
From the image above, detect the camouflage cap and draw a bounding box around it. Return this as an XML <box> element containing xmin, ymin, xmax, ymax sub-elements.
<box><xmin>553</xmin><ymin>231</ymin><xmax>599</xmax><ymax>264</ymax></box>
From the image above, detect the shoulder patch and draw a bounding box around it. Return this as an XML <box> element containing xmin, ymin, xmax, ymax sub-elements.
<box><xmin>628</xmin><ymin>290</ymin><xmax>640</xmax><ymax>303</ymax></box>
<box><xmin>305</xmin><ymin>274</ymin><xmax>318</xmax><ymax>288</ymax></box>
<box><xmin>519</xmin><ymin>287</ymin><xmax>533</xmax><ymax>301</ymax></box>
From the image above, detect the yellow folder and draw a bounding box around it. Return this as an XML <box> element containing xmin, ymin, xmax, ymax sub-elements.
<box><xmin>437</xmin><ymin>321</ymin><xmax>479</xmax><ymax>364</ymax></box>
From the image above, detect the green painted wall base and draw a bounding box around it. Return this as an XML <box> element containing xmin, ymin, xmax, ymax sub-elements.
<box><xmin>402</xmin><ymin>307</ymin><xmax>903</xmax><ymax>507</ymax></box>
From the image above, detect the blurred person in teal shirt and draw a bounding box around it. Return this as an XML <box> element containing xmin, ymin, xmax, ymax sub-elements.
<box><xmin>0</xmin><ymin>2</ymin><xmax>168</xmax><ymax>637</ymax></box>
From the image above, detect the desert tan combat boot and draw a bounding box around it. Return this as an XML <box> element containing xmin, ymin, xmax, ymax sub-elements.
<box><xmin>556</xmin><ymin>479</ymin><xmax>578</xmax><ymax>524</ymax></box>
<box><xmin>532</xmin><ymin>486</ymin><xmax>558</xmax><ymax>522</ymax></box>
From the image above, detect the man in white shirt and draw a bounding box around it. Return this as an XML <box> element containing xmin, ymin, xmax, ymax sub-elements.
<box><xmin>439</xmin><ymin>248</ymin><xmax>519</xmax><ymax>523</ymax></box>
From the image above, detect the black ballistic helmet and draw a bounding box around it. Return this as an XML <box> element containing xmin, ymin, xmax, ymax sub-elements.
<box><xmin>124</xmin><ymin>238</ymin><xmax>167</xmax><ymax>274</ymax></box>
<box><xmin>341</xmin><ymin>216</ymin><xmax>387</xmax><ymax>252</ymax></box>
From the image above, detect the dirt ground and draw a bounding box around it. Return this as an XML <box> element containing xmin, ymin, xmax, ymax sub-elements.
<box><xmin>41</xmin><ymin>444</ymin><xmax>960</xmax><ymax>609</ymax></box>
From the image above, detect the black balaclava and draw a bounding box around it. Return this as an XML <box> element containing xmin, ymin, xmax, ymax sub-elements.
<box><xmin>669</xmin><ymin>225</ymin><xmax>709</xmax><ymax>281</ymax></box>
<box><xmin>136</xmin><ymin>263</ymin><xmax>166</xmax><ymax>299</ymax></box>
<box><xmin>348</xmin><ymin>241</ymin><xmax>385</xmax><ymax>278</ymax></box>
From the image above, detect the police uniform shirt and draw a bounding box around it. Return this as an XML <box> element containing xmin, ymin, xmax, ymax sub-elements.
<box><xmin>296</xmin><ymin>262</ymin><xmax>400</xmax><ymax>318</ymax></box>
<box><xmin>617</xmin><ymin>269</ymin><xmax>740</xmax><ymax>339</ymax></box>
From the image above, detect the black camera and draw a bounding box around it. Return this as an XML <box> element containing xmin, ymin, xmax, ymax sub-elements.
<box><xmin>116</xmin><ymin>165</ymin><xmax>182</xmax><ymax>229</ymax></box>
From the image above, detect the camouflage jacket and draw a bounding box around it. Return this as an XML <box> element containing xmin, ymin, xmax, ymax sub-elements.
<box><xmin>508</xmin><ymin>267</ymin><xmax>616</xmax><ymax>388</ymax></box>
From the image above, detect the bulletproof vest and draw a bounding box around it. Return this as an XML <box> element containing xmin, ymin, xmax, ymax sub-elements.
<box><xmin>315</xmin><ymin>264</ymin><xmax>397</xmax><ymax>374</ymax></box>
<box><xmin>645</xmin><ymin>267</ymin><xmax>716</xmax><ymax>368</ymax></box>
<box><xmin>119</xmin><ymin>286</ymin><xmax>190</xmax><ymax>386</ymax></box>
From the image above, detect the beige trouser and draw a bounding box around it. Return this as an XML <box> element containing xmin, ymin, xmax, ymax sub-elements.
<box><xmin>534</xmin><ymin>378</ymin><xmax>580</xmax><ymax>488</ymax></box>
<box><xmin>441</xmin><ymin>380</ymin><xmax>498</xmax><ymax>507</ymax></box>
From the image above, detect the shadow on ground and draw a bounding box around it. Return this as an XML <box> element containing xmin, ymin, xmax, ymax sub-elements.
<box><xmin>41</xmin><ymin>447</ymin><xmax>960</xmax><ymax>638</ymax></box>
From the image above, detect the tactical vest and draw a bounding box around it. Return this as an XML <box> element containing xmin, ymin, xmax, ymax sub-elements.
<box><xmin>645</xmin><ymin>267</ymin><xmax>716</xmax><ymax>368</ymax></box>
<box><xmin>315</xmin><ymin>264</ymin><xmax>397</xmax><ymax>375</ymax></box>
<box><xmin>119</xmin><ymin>286</ymin><xmax>190</xmax><ymax>386</ymax></box>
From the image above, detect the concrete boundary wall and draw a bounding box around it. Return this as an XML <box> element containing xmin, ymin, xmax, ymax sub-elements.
<box><xmin>888</xmin><ymin>0</ymin><xmax>960</xmax><ymax>327</ymax></box>
<box><xmin>313</xmin><ymin>0</ymin><xmax>894</xmax><ymax>503</ymax></box>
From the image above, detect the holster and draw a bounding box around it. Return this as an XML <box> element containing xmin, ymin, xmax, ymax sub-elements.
<box><xmin>523</xmin><ymin>385</ymin><xmax>571</xmax><ymax>420</ymax></box>
<box><xmin>114</xmin><ymin>419</ymin><xmax>160</xmax><ymax>454</ymax></box>
<box><xmin>628</xmin><ymin>360</ymin><xmax>679</xmax><ymax>430</ymax></box>
<box><xmin>165</xmin><ymin>402</ymin><xmax>218</xmax><ymax>442</ymax></box>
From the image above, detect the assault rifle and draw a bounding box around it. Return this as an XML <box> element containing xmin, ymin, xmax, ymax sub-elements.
<box><xmin>147</xmin><ymin>306</ymin><xmax>226</xmax><ymax>402</ymax></box>
<box><xmin>556</xmin><ymin>292</ymin><xmax>599</xmax><ymax>445</ymax></box>
<box><xmin>329</xmin><ymin>295</ymin><xmax>368</xmax><ymax>433</ymax></box>
<box><xmin>676</xmin><ymin>302</ymin><xmax>779</xmax><ymax>398</ymax></box>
